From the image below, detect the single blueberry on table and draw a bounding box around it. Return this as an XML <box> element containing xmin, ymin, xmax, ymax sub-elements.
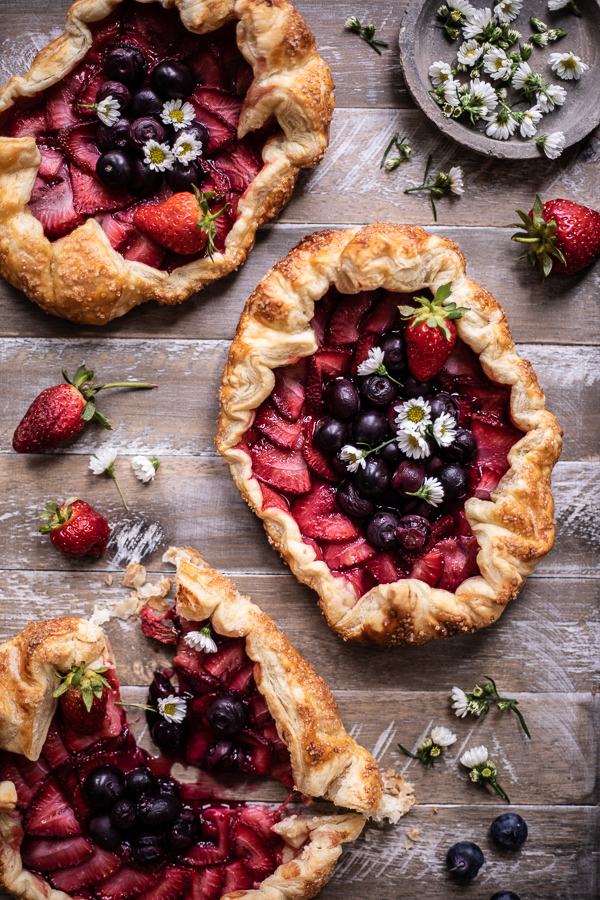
<box><xmin>446</xmin><ymin>841</ymin><xmax>485</xmax><ymax>881</ymax></box>
<box><xmin>490</xmin><ymin>892</ymin><xmax>522</xmax><ymax>900</ymax></box>
<box><xmin>490</xmin><ymin>812</ymin><xmax>528</xmax><ymax>849</ymax></box>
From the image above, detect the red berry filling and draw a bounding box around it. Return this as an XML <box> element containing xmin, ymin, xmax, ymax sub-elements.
<box><xmin>0</xmin><ymin>620</ymin><xmax>296</xmax><ymax>898</ymax></box>
<box><xmin>0</xmin><ymin>0</ymin><xmax>274</xmax><ymax>269</ymax></box>
<box><xmin>241</xmin><ymin>286</ymin><xmax>525</xmax><ymax>596</ymax></box>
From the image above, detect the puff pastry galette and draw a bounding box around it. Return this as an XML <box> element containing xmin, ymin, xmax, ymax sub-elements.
<box><xmin>0</xmin><ymin>549</ymin><xmax>413</xmax><ymax>900</ymax></box>
<box><xmin>0</xmin><ymin>0</ymin><xmax>333</xmax><ymax>324</ymax></box>
<box><xmin>217</xmin><ymin>224</ymin><xmax>563</xmax><ymax>646</ymax></box>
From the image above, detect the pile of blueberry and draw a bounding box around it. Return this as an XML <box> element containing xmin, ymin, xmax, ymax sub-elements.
<box><xmin>446</xmin><ymin>812</ymin><xmax>528</xmax><ymax>898</ymax></box>
<box><xmin>93</xmin><ymin>45</ymin><xmax>206</xmax><ymax>195</ymax></box>
<box><xmin>314</xmin><ymin>330</ymin><xmax>477</xmax><ymax>552</ymax></box>
<box><xmin>83</xmin><ymin>764</ymin><xmax>196</xmax><ymax>864</ymax></box>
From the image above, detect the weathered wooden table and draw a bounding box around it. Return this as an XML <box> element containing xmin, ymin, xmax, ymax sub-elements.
<box><xmin>0</xmin><ymin>2</ymin><xmax>598</xmax><ymax>898</ymax></box>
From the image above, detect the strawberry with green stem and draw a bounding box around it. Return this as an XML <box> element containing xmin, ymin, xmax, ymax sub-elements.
<box><xmin>399</xmin><ymin>282</ymin><xmax>468</xmax><ymax>380</ymax></box>
<box><xmin>40</xmin><ymin>497</ymin><xmax>110</xmax><ymax>556</ymax></box>
<box><xmin>13</xmin><ymin>365</ymin><xmax>156</xmax><ymax>453</ymax></box>
<box><xmin>52</xmin><ymin>663</ymin><xmax>112</xmax><ymax>734</ymax></box>
<box><xmin>133</xmin><ymin>187</ymin><xmax>229</xmax><ymax>259</ymax></box>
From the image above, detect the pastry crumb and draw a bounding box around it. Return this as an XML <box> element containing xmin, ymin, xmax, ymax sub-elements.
<box><xmin>431</xmin><ymin>806</ymin><xmax>438</xmax><ymax>814</ymax></box>
<box><xmin>407</xmin><ymin>827</ymin><xmax>420</xmax><ymax>841</ymax></box>
<box><xmin>105</xmin><ymin>574</ymin><xmax>113</xmax><ymax>585</ymax></box>
<box><xmin>147</xmin><ymin>596</ymin><xmax>171</xmax><ymax>611</ymax></box>
<box><xmin>404</xmin><ymin>838</ymin><xmax>413</xmax><ymax>850</ymax></box>
<box><xmin>122</xmin><ymin>563</ymin><xmax>147</xmax><ymax>588</ymax></box>
<box><xmin>89</xmin><ymin>606</ymin><xmax>112</xmax><ymax>627</ymax></box>
<box><xmin>113</xmin><ymin>592</ymin><xmax>145</xmax><ymax>619</ymax></box>
<box><xmin>138</xmin><ymin>576</ymin><xmax>172</xmax><ymax>600</ymax></box>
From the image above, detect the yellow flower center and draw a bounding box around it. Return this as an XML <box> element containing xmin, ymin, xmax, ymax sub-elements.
<box><xmin>149</xmin><ymin>148</ymin><xmax>166</xmax><ymax>164</ymax></box>
<box><xmin>407</xmin><ymin>407</ymin><xmax>424</xmax><ymax>423</ymax></box>
<box><xmin>171</xmin><ymin>109</ymin><xmax>184</xmax><ymax>122</ymax></box>
<box><xmin>564</xmin><ymin>56</ymin><xmax>577</xmax><ymax>69</ymax></box>
<box><xmin>178</xmin><ymin>142</ymin><xmax>192</xmax><ymax>155</ymax></box>
<box><xmin>164</xmin><ymin>702</ymin><xmax>175</xmax><ymax>716</ymax></box>
<box><xmin>408</xmin><ymin>433</ymin><xmax>420</xmax><ymax>447</ymax></box>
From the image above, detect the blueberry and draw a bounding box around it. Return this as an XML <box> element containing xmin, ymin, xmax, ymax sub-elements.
<box><xmin>181</xmin><ymin>122</ymin><xmax>209</xmax><ymax>147</ymax></box>
<box><xmin>446</xmin><ymin>841</ymin><xmax>485</xmax><ymax>881</ymax></box>
<box><xmin>165</xmin><ymin>160</ymin><xmax>203</xmax><ymax>193</ymax></box>
<box><xmin>105</xmin><ymin>45</ymin><xmax>148</xmax><ymax>88</ymax></box>
<box><xmin>126</xmin><ymin>768</ymin><xmax>156</xmax><ymax>799</ymax></box>
<box><xmin>96</xmin><ymin>117</ymin><xmax>132</xmax><ymax>152</ymax></box>
<box><xmin>395</xmin><ymin>515</ymin><xmax>430</xmax><ymax>551</ymax></box>
<box><xmin>324</xmin><ymin>378</ymin><xmax>360</xmax><ymax>420</ymax></box>
<box><xmin>154</xmin><ymin>778</ymin><xmax>181</xmax><ymax>798</ymax></box>
<box><xmin>206</xmin><ymin>692</ymin><xmax>248</xmax><ymax>736</ymax></box>
<box><xmin>96</xmin><ymin>150</ymin><xmax>133</xmax><ymax>189</ymax></box>
<box><xmin>83</xmin><ymin>766</ymin><xmax>126</xmax><ymax>810</ymax></box>
<box><xmin>130</xmin><ymin>88</ymin><xmax>165</xmax><ymax>120</ymax></box>
<box><xmin>151</xmin><ymin>719</ymin><xmax>185</xmax><ymax>752</ymax></box>
<box><xmin>129</xmin><ymin>117</ymin><xmax>166</xmax><ymax>153</ymax></box>
<box><xmin>313</xmin><ymin>417</ymin><xmax>348</xmax><ymax>454</ymax></box>
<box><xmin>138</xmin><ymin>793</ymin><xmax>182</xmax><ymax>828</ymax></box>
<box><xmin>111</xmin><ymin>798</ymin><xmax>137</xmax><ymax>831</ymax></box>
<box><xmin>392</xmin><ymin>461</ymin><xmax>425</xmax><ymax>496</ymax></box>
<box><xmin>441</xmin><ymin>428</ymin><xmax>477</xmax><ymax>465</ymax></box>
<box><xmin>96</xmin><ymin>81</ymin><xmax>131</xmax><ymax>112</ymax></box>
<box><xmin>429</xmin><ymin>392</ymin><xmax>460</xmax><ymax>421</ymax></box>
<box><xmin>378</xmin><ymin>441</ymin><xmax>403</xmax><ymax>470</ymax></box>
<box><xmin>205</xmin><ymin>739</ymin><xmax>237</xmax><ymax>769</ymax></box>
<box><xmin>377</xmin><ymin>331</ymin><xmax>406</xmax><ymax>375</ymax></box>
<box><xmin>490</xmin><ymin>893</ymin><xmax>522</xmax><ymax>900</ymax></box>
<box><xmin>131</xmin><ymin>833</ymin><xmax>166</xmax><ymax>865</ymax></box>
<box><xmin>366</xmin><ymin>510</ymin><xmax>401</xmax><ymax>551</ymax></box>
<box><xmin>151</xmin><ymin>61</ymin><xmax>194</xmax><ymax>100</ymax></box>
<box><xmin>168</xmin><ymin>810</ymin><xmax>197</xmax><ymax>852</ymax></box>
<box><xmin>131</xmin><ymin>158</ymin><xmax>163</xmax><ymax>197</ymax></box>
<box><xmin>360</xmin><ymin>374</ymin><xmax>398</xmax><ymax>409</ymax></box>
<box><xmin>403</xmin><ymin>375</ymin><xmax>432</xmax><ymax>399</ymax></box>
<box><xmin>337</xmin><ymin>480</ymin><xmax>374</xmax><ymax>518</ymax></box>
<box><xmin>356</xmin><ymin>458</ymin><xmax>390</xmax><ymax>497</ymax></box>
<box><xmin>490</xmin><ymin>813</ymin><xmax>528</xmax><ymax>850</ymax></box>
<box><xmin>89</xmin><ymin>814</ymin><xmax>123</xmax><ymax>850</ymax></box>
<box><xmin>352</xmin><ymin>410</ymin><xmax>388</xmax><ymax>446</ymax></box>
<box><xmin>438</xmin><ymin>463</ymin><xmax>471</xmax><ymax>500</ymax></box>
<box><xmin>425</xmin><ymin>454</ymin><xmax>445</xmax><ymax>476</ymax></box>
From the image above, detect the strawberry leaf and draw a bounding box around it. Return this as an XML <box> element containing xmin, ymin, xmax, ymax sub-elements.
<box><xmin>80</xmin><ymin>400</ymin><xmax>96</xmax><ymax>421</ymax></box>
<box><xmin>433</xmin><ymin>282</ymin><xmax>452</xmax><ymax>304</ymax></box>
<box><xmin>80</xmin><ymin>683</ymin><xmax>94</xmax><ymax>712</ymax></box>
<box><xmin>93</xmin><ymin>409</ymin><xmax>112</xmax><ymax>430</ymax></box>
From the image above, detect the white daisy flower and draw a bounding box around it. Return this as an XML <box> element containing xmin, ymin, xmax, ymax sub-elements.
<box><xmin>160</xmin><ymin>99</ymin><xmax>195</xmax><ymax>131</ymax></box>
<box><xmin>460</xmin><ymin>745</ymin><xmax>489</xmax><ymax>768</ymax></box>
<box><xmin>494</xmin><ymin>0</ymin><xmax>522</xmax><ymax>23</ymax></box>
<box><xmin>96</xmin><ymin>96</ymin><xmax>121</xmax><ymax>127</ymax></box>
<box><xmin>429</xmin><ymin>61</ymin><xmax>454</xmax><ymax>86</ymax></box>
<box><xmin>131</xmin><ymin>456</ymin><xmax>159</xmax><ymax>483</ymax></box>
<box><xmin>340</xmin><ymin>445</ymin><xmax>367</xmax><ymax>473</ymax></box>
<box><xmin>448</xmin><ymin>0</ymin><xmax>475</xmax><ymax>13</ymax></box>
<box><xmin>451</xmin><ymin>686</ymin><xmax>470</xmax><ymax>717</ymax></box>
<box><xmin>519</xmin><ymin>105</ymin><xmax>543</xmax><ymax>138</ymax></box>
<box><xmin>157</xmin><ymin>695</ymin><xmax>187</xmax><ymax>724</ymax></box>
<box><xmin>431</xmin><ymin>726</ymin><xmax>457</xmax><ymax>747</ymax></box>
<box><xmin>457</xmin><ymin>39</ymin><xmax>483</xmax><ymax>67</ymax></box>
<box><xmin>432</xmin><ymin>412</ymin><xmax>458</xmax><ymax>447</ymax></box>
<box><xmin>344</xmin><ymin>15</ymin><xmax>360</xmax><ymax>30</ymax></box>
<box><xmin>463</xmin><ymin>7</ymin><xmax>493</xmax><ymax>39</ymax></box>
<box><xmin>533</xmin><ymin>31</ymin><xmax>550</xmax><ymax>46</ymax></box>
<box><xmin>185</xmin><ymin>626</ymin><xmax>218</xmax><ymax>654</ymax></box>
<box><xmin>89</xmin><ymin>447</ymin><xmax>118</xmax><ymax>475</ymax></box>
<box><xmin>535</xmin><ymin>131</ymin><xmax>565</xmax><ymax>159</ymax></box>
<box><xmin>537</xmin><ymin>82</ymin><xmax>567</xmax><ymax>112</ymax></box>
<box><xmin>483</xmin><ymin>47</ymin><xmax>512</xmax><ymax>81</ymax></box>
<box><xmin>395</xmin><ymin>397</ymin><xmax>432</xmax><ymax>432</ymax></box>
<box><xmin>469</xmin><ymin>78</ymin><xmax>498</xmax><ymax>111</ymax></box>
<box><xmin>547</xmin><ymin>0</ymin><xmax>570</xmax><ymax>7</ymax></box>
<box><xmin>396</xmin><ymin>424</ymin><xmax>431</xmax><ymax>460</ymax></box>
<box><xmin>357</xmin><ymin>346</ymin><xmax>385</xmax><ymax>375</ymax></box>
<box><xmin>512</xmin><ymin>61</ymin><xmax>532</xmax><ymax>91</ymax></box>
<box><xmin>418</xmin><ymin>476</ymin><xmax>445</xmax><ymax>507</ymax></box>
<box><xmin>448</xmin><ymin>165</ymin><xmax>465</xmax><ymax>195</ymax></box>
<box><xmin>484</xmin><ymin>108</ymin><xmax>518</xmax><ymax>140</ymax></box>
<box><xmin>548</xmin><ymin>50</ymin><xmax>588</xmax><ymax>81</ymax></box>
<box><xmin>443</xmin><ymin>78</ymin><xmax>461</xmax><ymax>107</ymax></box>
<box><xmin>143</xmin><ymin>140</ymin><xmax>175</xmax><ymax>172</ymax></box>
<box><xmin>173</xmin><ymin>132</ymin><xmax>203</xmax><ymax>166</ymax></box>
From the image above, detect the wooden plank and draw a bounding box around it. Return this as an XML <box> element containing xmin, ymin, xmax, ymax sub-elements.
<box><xmin>1</xmin><ymin>572</ymin><xmax>596</xmax><ymax>694</ymax></box>
<box><xmin>0</xmin><ymin>456</ymin><xmax>597</xmax><ymax>574</ymax></box>
<box><xmin>0</xmin><ymin>339</ymin><xmax>596</xmax><ymax>461</ymax></box>
<box><xmin>0</xmin><ymin>223</ymin><xmax>598</xmax><ymax>344</ymax></box>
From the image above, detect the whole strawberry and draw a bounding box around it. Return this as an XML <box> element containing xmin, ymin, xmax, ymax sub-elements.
<box><xmin>52</xmin><ymin>663</ymin><xmax>112</xmax><ymax>734</ymax></box>
<box><xmin>133</xmin><ymin>186</ymin><xmax>228</xmax><ymax>258</ymax></box>
<box><xmin>13</xmin><ymin>364</ymin><xmax>155</xmax><ymax>453</ymax></box>
<box><xmin>40</xmin><ymin>497</ymin><xmax>110</xmax><ymax>557</ymax></box>
<box><xmin>511</xmin><ymin>194</ymin><xmax>600</xmax><ymax>278</ymax></box>
<box><xmin>400</xmin><ymin>282</ymin><xmax>468</xmax><ymax>381</ymax></box>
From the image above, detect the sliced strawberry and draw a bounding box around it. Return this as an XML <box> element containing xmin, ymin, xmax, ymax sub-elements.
<box><xmin>4</xmin><ymin>105</ymin><xmax>47</xmax><ymax>138</ymax></box>
<box><xmin>292</xmin><ymin>484</ymin><xmax>358</xmax><ymax>542</ymax></box>
<box><xmin>184</xmin><ymin>808</ymin><xmax>231</xmax><ymax>865</ymax></box>
<box><xmin>29</xmin><ymin>165</ymin><xmax>84</xmax><ymax>240</ymax></box>
<box><xmin>0</xmin><ymin>752</ymin><xmax>35</xmax><ymax>807</ymax></box>
<box><xmin>186</xmin><ymin>866</ymin><xmax>224</xmax><ymax>900</ymax></box>
<box><xmin>250</xmin><ymin>438</ymin><xmax>311</xmax><ymax>495</ymax></box>
<box><xmin>208</xmin><ymin>198</ymin><xmax>232</xmax><ymax>252</ymax></box>
<box><xmin>140</xmin><ymin>606</ymin><xmax>178</xmax><ymax>644</ymax></box>
<box><xmin>327</xmin><ymin>292</ymin><xmax>375</xmax><ymax>346</ymax></box>
<box><xmin>70</xmin><ymin>164</ymin><xmax>133</xmax><ymax>215</ymax></box>
<box><xmin>192</xmin><ymin>87</ymin><xmax>243</xmax><ymax>128</ymax></box>
<box><xmin>50</xmin><ymin>848</ymin><xmax>121</xmax><ymax>893</ymax></box>
<box><xmin>454</xmin><ymin>507</ymin><xmax>475</xmax><ymax>536</ymax></box>
<box><xmin>235</xmin><ymin>823</ymin><xmax>276</xmax><ymax>879</ymax></box>
<box><xmin>38</xmin><ymin>145</ymin><xmax>66</xmax><ymax>180</ymax></box>
<box><xmin>24</xmin><ymin>777</ymin><xmax>81</xmax><ymax>837</ymax></box>
<box><xmin>86</xmin><ymin>13</ymin><xmax>123</xmax><ymax>66</ymax></box>
<box><xmin>427</xmin><ymin>514</ymin><xmax>455</xmax><ymax>546</ymax></box>
<box><xmin>271</xmin><ymin>361</ymin><xmax>306</xmax><ymax>421</ymax></box>
<box><xmin>259</xmin><ymin>483</ymin><xmax>289</xmax><ymax>513</ymax></box>
<box><xmin>313</xmin><ymin>350</ymin><xmax>351</xmax><ymax>379</ymax></box>
<box><xmin>471</xmin><ymin>420</ymin><xmax>522</xmax><ymax>472</ymax></box>
<box><xmin>461</xmin><ymin>383</ymin><xmax>510</xmax><ymax>425</ymax></box>
<box><xmin>311</xmin><ymin>304</ymin><xmax>332</xmax><ymax>348</ymax></box>
<box><xmin>228</xmin><ymin>662</ymin><xmax>255</xmax><ymax>695</ymax></box>
<box><xmin>96</xmin><ymin>866</ymin><xmax>159</xmax><ymax>900</ymax></box>
<box><xmin>470</xmin><ymin>465</ymin><xmax>503</xmax><ymax>500</ymax></box>
<box><xmin>141</xmin><ymin>867</ymin><xmax>190</xmax><ymax>900</ymax></box>
<box><xmin>212</xmin><ymin>37</ymin><xmax>244</xmax><ymax>92</ymax></box>
<box><xmin>235</xmin><ymin>58</ymin><xmax>254</xmax><ymax>95</ymax></box>
<box><xmin>350</xmin><ymin>332</ymin><xmax>380</xmax><ymax>375</ymax></box>
<box><xmin>304</xmin><ymin>357</ymin><xmax>324</xmax><ymax>415</ymax></box>
<box><xmin>332</xmin><ymin>565</ymin><xmax>376</xmax><ymax>598</ymax></box>
<box><xmin>186</xmin><ymin>47</ymin><xmax>229</xmax><ymax>91</ymax></box>
<box><xmin>322</xmin><ymin>536</ymin><xmax>376</xmax><ymax>570</ymax></box>
<box><xmin>303</xmin><ymin>420</ymin><xmax>337</xmax><ymax>481</ymax></box>
<box><xmin>203</xmin><ymin>638</ymin><xmax>247</xmax><ymax>680</ymax></box>
<box><xmin>210</xmin><ymin>143</ymin><xmax>263</xmax><ymax>193</ymax></box>
<box><xmin>120</xmin><ymin>229</ymin><xmax>166</xmax><ymax>268</ymax></box>
<box><xmin>239</xmin><ymin>806</ymin><xmax>280</xmax><ymax>843</ymax></box>
<box><xmin>99</xmin><ymin>213</ymin><xmax>129</xmax><ymax>250</ymax></box>
<box><xmin>21</xmin><ymin>835</ymin><xmax>92</xmax><ymax>872</ymax></box>
<box><xmin>239</xmin><ymin>731</ymin><xmax>273</xmax><ymax>776</ymax></box>
<box><xmin>364</xmin><ymin>553</ymin><xmax>403</xmax><ymax>584</ymax></box>
<box><xmin>189</xmin><ymin>101</ymin><xmax>236</xmax><ymax>153</ymax></box>
<box><xmin>301</xmin><ymin>535</ymin><xmax>324</xmax><ymax>562</ymax></box>
<box><xmin>59</xmin><ymin>122</ymin><xmax>102</xmax><ymax>176</ymax></box>
<box><xmin>76</xmin><ymin>69</ymin><xmax>107</xmax><ymax>116</ymax></box>
<box><xmin>361</xmin><ymin>292</ymin><xmax>401</xmax><ymax>334</ymax></box>
<box><xmin>409</xmin><ymin>549</ymin><xmax>444</xmax><ymax>587</ymax></box>
<box><xmin>441</xmin><ymin>340</ymin><xmax>484</xmax><ymax>381</ymax></box>
<box><xmin>62</xmin><ymin>693</ymin><xmax>124</xmax><ymax>753</ymax></box>
<box><xmin>46</xmin><ymin>64</ymin><xmax>94</xmax><ymax>130</ymax></box>
<box><xmin>185</xmin><ymin>725</ymin><xmax>212</xmax><ymax>768</ymax></box>
<box><xmin>221</xmin><ymin>861</ymin><xmax>252</xmax><ymax>894</ymax></box>
<box><xmin>254</xmin><ymin>401</ymin><xmax>304</xmax><ymax>449</ymax></box>
<box><xmin>17</xmin><ymin>755</ymin><xmax>49</xmax><ymax>785</ymax></box>
<box><xmin>435</xmin><ymin>536</ymin><xmax>480</xmax><ymax>592</ymax></box>
<box><xmin>42</xmin><ymin>722</ymin><xmax>70</xmax><ymax>768</ymax></box>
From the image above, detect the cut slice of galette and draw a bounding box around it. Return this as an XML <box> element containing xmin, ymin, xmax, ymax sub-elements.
<box><xmin>217</xmin><ymin>224</ymin><xmax>563</xmax><ymax>646</ymax></box>
<box><xmin>0</xmin><ymin>550</ymin><xmax>413</xmax><ymax>900</ymax></box>
<box><xmin>0</xmin><ymin>0</ymin><xmax>333</xmax><ymax>324</ymax></box>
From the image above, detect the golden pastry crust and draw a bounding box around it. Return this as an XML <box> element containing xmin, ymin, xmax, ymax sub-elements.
<box><xmin>216</xmin><ymin>224</ymin><xmax>563</xmax><ymax>646</ymax></box>
<box><xmin>0</xmin><ymin>0</ymin><xmax>334</xmax><ymax>325</ymax></box>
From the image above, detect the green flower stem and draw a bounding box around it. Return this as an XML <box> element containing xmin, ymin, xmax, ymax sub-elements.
<box><xmin>397</xmin><ymin>742</ymin><xmax>420</xmax><ymax>759</ymax></box>
<box><xmin>107</xmin><ymin>463</ymin><xmax>129</xmax><ymax>512</ymax></box>
<box><xmin>488</xmin><ymin>778</ymin><xmax>511</xmax><ymax>803</ymax></box>
<box><xmin>115</xmin><ymin>701</ymin><xmax>155</xmax><ymax>713</ymax></box>
<box><xmin>96</xmin><ymin>381</ymin><xmax>157</xmax><ymax>391</ymax></box>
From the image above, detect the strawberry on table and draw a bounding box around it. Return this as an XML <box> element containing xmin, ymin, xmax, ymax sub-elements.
<box><xmin>400</xmin><ymin>282</ymin><xmax>468</xmax><ymax>381</ymax></box>
<box><xmin>133</xmin><ymin>186</ymin><xmax>228</xmax><ymax>259</ymax></box>
<box><xmin>511</xmin><ymin>193</ymin><xmax>600</xmax><ymax>278</ymax></box>
<box><xmin>52</xmin><ymin>663</ymin><xmax>112</xmax><ymax>734</ymax></box>
<box><xmin>40</xmin><ymin>497</ymin><xmax>110</xmax><ymax>558</ymax></box>
<box><xmin>12</xmin><ymin>364</ymin><xmax>156</xmax><ymax>452</ymax></box>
